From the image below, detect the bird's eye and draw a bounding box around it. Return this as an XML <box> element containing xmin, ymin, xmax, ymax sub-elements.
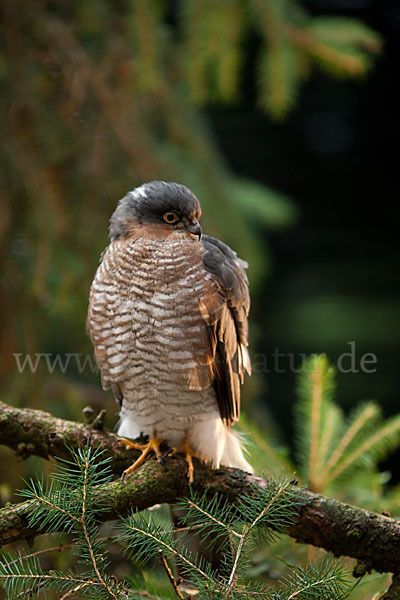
<box><xmin>163</xmin><ymin>212</ymin><xmax>179</xmax><ymax>224</ymax></box>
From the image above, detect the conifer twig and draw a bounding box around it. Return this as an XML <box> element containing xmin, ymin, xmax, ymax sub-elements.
<box><xmin>185</xmin><ymin>500</ymin><xmax>241</xmax><ymax>539</ymax></box>
<box><xmin>124</xmin><ymin>522</ymin><xmax>213</xmax><ymax>584</ymax></box>
<box><xmin>308</xmin><ymin>364</ymin><xmax>323</xmax><ymax>488</ymax></box>
<box><xmin>8</xmin><ymin>542</ymin><xmax>76</xmax><ymax>564</ymax></box>
<box><xmin>7</xmin><ymin>537</ymin><xmax>117</xmax><ymax>567</ymax></box>
<box><xmin>158</xmin><ymin>551</ymin><xmax>185</xmax><ymax>600</ymax></box>
<box><xmin>324</xmin><ymin>404</ymin><xmax>377</xmax><ymax>476</ymax></box>
<box><xmin>325</xmin><ymin>420</ymin><xmax>400</xmax><ymax>486</ymax></box>
<box><xmin>1</xmin><ymin>401</ymin><xmax>400</xmax><ymax>576</ymax></box>
<box><xmin>80</xmin><ymin>454</ymin><xmax>120</xmax><ymax>600</ymax></box>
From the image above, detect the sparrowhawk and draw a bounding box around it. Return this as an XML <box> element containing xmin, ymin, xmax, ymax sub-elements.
<box><xmin>87</xmin><ymin>181</ymin><xmax>252</xmax><ymax>480</ymax></box>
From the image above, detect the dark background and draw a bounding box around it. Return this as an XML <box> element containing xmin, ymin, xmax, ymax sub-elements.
<box><xmin>209</xmin><ymin>0</ymin><xmax>400</xmax><ymax>469</ymax></box>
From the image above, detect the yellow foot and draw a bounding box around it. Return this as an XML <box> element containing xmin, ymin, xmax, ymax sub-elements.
<box><xmin>170</xmin><ymin>435</ymin><xmax>203</xmax><ymax>484</ymax></box>
<box><xmin>119</xmin><ymin>432</ymin><xmax>163</xmax><ymax>481</ymax></box>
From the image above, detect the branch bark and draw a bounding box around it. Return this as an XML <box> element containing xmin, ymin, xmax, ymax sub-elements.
<box><xmin>1</xmin><ymin>401</ymin><xmax>399</xmax><ymax>575</ymax></box>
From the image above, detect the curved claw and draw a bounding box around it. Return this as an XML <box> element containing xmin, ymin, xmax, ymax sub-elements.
<box><xmin>119</xmin><ymin>432</ymin><xmax>163</xmax><ymax>480</ymax></box>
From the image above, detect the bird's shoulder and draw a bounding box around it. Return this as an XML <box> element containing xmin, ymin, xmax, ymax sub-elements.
<box><xmin>201</xmin><ymin>234</ymin><xmax>250</xmax><ymax>314</ymax></box>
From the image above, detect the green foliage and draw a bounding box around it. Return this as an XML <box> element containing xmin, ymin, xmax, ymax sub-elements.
<box><xmin>119</xmin><ymin>478</ymin><xmax>350</xmax><ymax>599</ymax></box>
<box><xmin>244</xmin><ymin>354</ymin><xmax>400</xmax><ymax>515</ymax></box>
<box><xmin>291</xmin><ymin>355</ymin><xmax>400</xmax><ymax>495</ymax></box>
<box><xmin>240</xmin><ymin>354</ymin><xmax>400</xmax><ymax>599</ymax></box>
<box><xmin>126</xmin><ymin>0</ymin><xmax>166</xmax><ymax>92</ymax></box>
<box><xmin>181</xmin><ymin>0</ymin><xmax>247</xmax><ymax>104</ymax></box>
<box><xmin>0</xmin><ymin>445</ymin><xmax>353</xmax><ymax>600</ymax></box>
<box><xmin>294</xmin><ymin>354</ymin><xmax>337</xmax><ymax>488</ymax></box>
<box><xmin>179</xmin><ymin>0</ymin><xmax>382</xmax><ymax>118</ymax></box>
<box><xmin>0</xmin><ymin>446</ymin><xmax>127</xmax><ymax>599</ymax></box>
<box><xmin>271</xmin><ymin>559</ymin><xmax>350</xmax><ymax>600</ymax></box>
<box><xmin>253</xmin><ymin>0</ymin><xmax>301</xmax><ymax>119</ymax></box>
<box><xmin>305</xmin><ymin>17</ymin><xmax>382</xmax><ymax>78</ymax></box>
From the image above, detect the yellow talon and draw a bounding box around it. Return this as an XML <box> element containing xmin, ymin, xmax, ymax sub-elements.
<box><xmin>170</xmin><ymin>435</ymin><xmax>203</xmax><ymax>484</ymax></box>
<box><xmin>119</xmin><ymin>432</ymin><xmax>163</xmax><ymax>480</ymax></box>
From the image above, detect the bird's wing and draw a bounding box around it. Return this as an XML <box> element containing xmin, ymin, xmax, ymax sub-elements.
<box><xmin>200</xmin><ymin>235</ymin><xmax>251</xmax><ymax>426</ymax></box>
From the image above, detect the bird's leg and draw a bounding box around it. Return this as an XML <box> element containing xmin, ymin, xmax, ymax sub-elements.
<box><xmin>119</xmin><ymin>431</ymin><xmax>163</xmax><ymax>481</ymax></box>
<box><xmin>169</xmin><ymin>434</ymin><xmax>203</xmax><ymax>484</ymax></box>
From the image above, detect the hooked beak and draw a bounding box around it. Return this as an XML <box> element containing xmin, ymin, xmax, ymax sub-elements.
<box><xmin>187</xmin><ymin>220</ymin><xmax>202</xmax><ymax>241</ymax></box>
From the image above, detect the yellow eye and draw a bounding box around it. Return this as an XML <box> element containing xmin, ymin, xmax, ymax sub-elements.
<box><xmin>163</xmin><ymin>212</ymin><xmax>179</xmax><ymax>224</ymax></box>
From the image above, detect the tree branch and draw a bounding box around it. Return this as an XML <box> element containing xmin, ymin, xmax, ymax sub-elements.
<box><xmin>1</xmin><ymin>401</ymin><xmax>399</xmax><ymax>575</ymax></box>
<box><xmin>0</xmin><ymin>400</ymin><xmax>129</xmax><ymax>473</ymax></box>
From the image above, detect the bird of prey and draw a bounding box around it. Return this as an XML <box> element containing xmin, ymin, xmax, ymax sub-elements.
<box><xmin>87</xmin><ymin>181</ymin><xmax>252</xmax><ymax>481</ymax></box>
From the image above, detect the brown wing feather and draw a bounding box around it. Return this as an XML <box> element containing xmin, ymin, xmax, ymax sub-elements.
<box><xmin>200</xmin><ymin>235</ymin><xmax>251</xmax><ymax>426</ymax></box>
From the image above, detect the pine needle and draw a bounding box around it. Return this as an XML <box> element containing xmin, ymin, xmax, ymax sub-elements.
<box><xmin>325</xmin><ymin>416</ymin><xmax>400</xmax><ymax>486</ymax></box>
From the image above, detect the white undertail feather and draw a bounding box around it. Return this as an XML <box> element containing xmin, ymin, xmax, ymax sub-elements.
<box><xmin>189</xmin><ymin>416</ymin><xmax>253</xmax><ymax>473</ymax></box>
<box><xmin>118</xmin><ymin>414</ymin><xmax>145</xmax><ymax>441</ymax></box>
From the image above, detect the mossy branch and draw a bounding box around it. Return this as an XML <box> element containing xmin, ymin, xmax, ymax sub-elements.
<box><xmin>0</xmin><ymin>401</ymin><xmax>400</xmax><ymax>575</ymax></box>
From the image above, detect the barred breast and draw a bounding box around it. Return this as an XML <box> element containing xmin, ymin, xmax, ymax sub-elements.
<box><xmin>87</xmin><ymin>234</ymin><xmax>223</xmax><ymax>451</ymax></box>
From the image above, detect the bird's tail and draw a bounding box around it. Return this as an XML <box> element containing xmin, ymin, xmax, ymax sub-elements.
<box><xmin>220</xmin><ymin>427</ymin><xmax>253</xmax><ymax>473</ymax></box>
<box><xmin>189</xmin><ymin>415</ymin><xmax>253</xmax><ymax>474</ymax></box>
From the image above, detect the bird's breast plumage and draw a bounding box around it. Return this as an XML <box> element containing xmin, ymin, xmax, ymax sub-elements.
<box><xmin>87</xmin><ymin>234</ymin><xmax>220</xmax><ymax>445</ymax></box>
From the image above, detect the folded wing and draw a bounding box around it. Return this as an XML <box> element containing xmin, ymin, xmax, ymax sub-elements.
<box><xmin>200</xmin><ymin>235</ymin><xmax>251</xmax><ymax>426</ymax></box>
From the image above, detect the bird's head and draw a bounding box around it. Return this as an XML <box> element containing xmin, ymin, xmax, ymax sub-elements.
<box><xmin>109</xmin><ymin>181</ymin><xmax>202</xmax><ymax>242</ymax></box>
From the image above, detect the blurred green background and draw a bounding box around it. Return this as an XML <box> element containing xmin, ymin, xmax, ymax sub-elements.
<box><xmin>1</xmin><ymin>0</ymin><xmax>399</xmax><ymax>489</ymax></box>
